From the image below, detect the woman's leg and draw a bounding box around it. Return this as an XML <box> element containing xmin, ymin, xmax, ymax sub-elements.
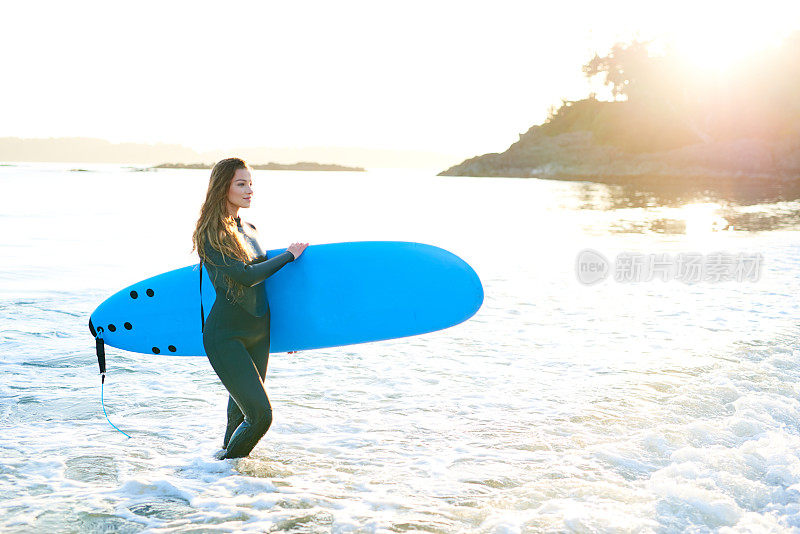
<box><xmin>222</xmin><ymin>316</ymin><xmax>270</xmax><ymax>450</ymax></box>
<box><xmin>205</xmin><ymin>333</ymin><xmax>273</xmax><ymax>459</ymax></box>
<box><xmin>204</xmin><ymin>305</ymin><xmax>245</xmax><ymax>450</ymax></box>
<box><xmin>222</xmin><ymin>396</ymin><xmax>244</xmax><ymax>449</ymax></box>
<box><xmin>249</xmin><ymin>314</ymin><xmax>270</xmax><ymax>379</ymax></box>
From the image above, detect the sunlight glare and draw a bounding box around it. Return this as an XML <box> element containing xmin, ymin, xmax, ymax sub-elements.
<box><xmin>682</xmin><ymin>203</ymin><xmax>728</xmax><ymax>235</ymax></box>
<box><xmin>663</xmin><ymin>10</ymin><xmax>790</xmax><ymax>72</ymax></box>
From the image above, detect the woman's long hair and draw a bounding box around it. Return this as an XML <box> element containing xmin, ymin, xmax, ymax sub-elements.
<box><xmin>192</xmin><ymin>157</ymin><xmax>257</xmax><ymax>304</ymax></box>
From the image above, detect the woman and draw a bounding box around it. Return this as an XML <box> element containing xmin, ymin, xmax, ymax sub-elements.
<box><xmin>191</xmin><ymin>157</ymin><xmax>308</xmax><ymax>459</ymax></box>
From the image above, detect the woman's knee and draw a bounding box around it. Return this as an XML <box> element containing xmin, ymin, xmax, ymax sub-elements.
<box><xmin>251</xmin><ymin>407</ymin><xmax>273</xmax><ymax>435</ymax></box>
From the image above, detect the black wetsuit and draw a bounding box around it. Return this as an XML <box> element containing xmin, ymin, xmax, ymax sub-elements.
<box><xmin>201</xmin><ymin>216</ymin><xmax>295</xmax><ymax>459</ymax></box>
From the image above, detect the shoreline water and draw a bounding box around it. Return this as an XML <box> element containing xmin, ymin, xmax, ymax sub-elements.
<box><xmin>3</xmin><ymin>164</ymin><xmax>800</xmax><ymax>531</ymax></box>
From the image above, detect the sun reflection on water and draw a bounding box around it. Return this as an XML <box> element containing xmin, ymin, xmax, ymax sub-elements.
<box><xmin>680</xmin><ymin>203</ymin><xmax>730</xmax><ymax>236</ymax></box>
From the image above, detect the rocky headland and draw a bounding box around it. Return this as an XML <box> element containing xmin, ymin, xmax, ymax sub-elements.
<box><xmin>439</xmin><ymin>129</ymin><xmax>800</xmax><ymax>186</ymax></box>
<box><xmin>441</xmin><ymin>34</ymin><xmax>800</xmax><ymax>188</ymax></box>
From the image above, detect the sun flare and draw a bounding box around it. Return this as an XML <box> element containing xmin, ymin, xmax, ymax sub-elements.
<box><xmin>682</xmin><ymin>203</ymin><xmax>729</xmax><ymax>235</ymax></box>
<box><xmin>661</xmin><ymin>11</ymin><xmax>792</xmax><ymax>73</ymax></box>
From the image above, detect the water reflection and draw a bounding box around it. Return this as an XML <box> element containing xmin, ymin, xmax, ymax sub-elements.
<box><xmin>574</xmin><ymin>179</ymin><xmax>800</xmax><ymax>208</ymax></box>
<box><xmin>570</xmin><ymin>179</ymin><xmax>800</xmax><ymax>234</ymax></box>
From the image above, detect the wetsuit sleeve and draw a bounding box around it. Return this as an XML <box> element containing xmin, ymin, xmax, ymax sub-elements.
<box><xmin>203</xmin><ymin>236</ymin><xmax>295</xmax><ymax>288</ymax></box>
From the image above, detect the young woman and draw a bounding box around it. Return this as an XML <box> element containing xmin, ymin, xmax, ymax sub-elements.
<box><xmin>191</xmin><ymin>157</ymin><xmax>308</xmax><ymax>459</ymax></box>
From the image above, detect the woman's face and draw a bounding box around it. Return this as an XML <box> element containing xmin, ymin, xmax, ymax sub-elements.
<box><xmin>227</xmin><ymin>167</ymin><xmax>253</xmax><ymax>211</ymax></box>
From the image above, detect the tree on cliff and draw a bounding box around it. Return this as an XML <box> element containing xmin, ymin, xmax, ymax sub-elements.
<box><xmin>581</xmin><ymin>40</ymin><xmax>655</xmax><ymax>101</ymax></box>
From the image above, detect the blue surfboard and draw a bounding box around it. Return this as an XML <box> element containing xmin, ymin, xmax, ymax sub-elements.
<box><xmin>88</xmin><ymin>241</ymin><xmax>483</xmax><ymax>356</ymax></box>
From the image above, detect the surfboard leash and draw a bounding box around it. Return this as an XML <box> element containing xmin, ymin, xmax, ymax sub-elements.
<box><xmin>199</xmin><ymin>260</ymin><xmax>205</xmax><ymax>332</ymax></box>
<box><xmin>93</xmin><ymin>326</ymin><xmax>132</xmax><ymax>439</ymax></box>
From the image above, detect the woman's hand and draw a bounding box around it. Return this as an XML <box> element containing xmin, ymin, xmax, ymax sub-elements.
<box><xmin>287</xmin><ymin>242</ymin><xmax>309</xmax><ymax>259</ymax></box>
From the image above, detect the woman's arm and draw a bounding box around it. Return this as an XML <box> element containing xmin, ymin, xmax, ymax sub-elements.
<box><xmin>203</xmin><ymin>236</ymin><xmax>295</xmax><ymax>288</ymax></box>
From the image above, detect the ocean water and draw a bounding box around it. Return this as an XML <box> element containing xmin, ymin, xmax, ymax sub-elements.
<box><xmin>2</xmin><ymin>162</ymin><xmax>800</xmax><ymax>532</ymax></box>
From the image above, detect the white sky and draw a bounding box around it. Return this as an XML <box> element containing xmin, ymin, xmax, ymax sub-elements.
<box><xmin>2</xmin><ymin>0</ymin><xmax>798</xmax><ymax>159</ymax></box>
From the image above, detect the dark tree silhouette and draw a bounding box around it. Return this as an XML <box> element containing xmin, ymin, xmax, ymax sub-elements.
<box><xmin>582</xmin><ymin>40</ymin><xmax>653</xmax><ymax>100</ymax></box>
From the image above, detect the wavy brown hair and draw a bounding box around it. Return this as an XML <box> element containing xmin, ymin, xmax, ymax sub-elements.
<box><xmin>192</xmin><ymin>157</ymin><xmax>257</xmax><ymax>304</ymax></box>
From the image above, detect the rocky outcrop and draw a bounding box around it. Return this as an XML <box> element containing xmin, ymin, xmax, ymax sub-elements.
<box><xmin>439</xmin><ymin>131</ymin><xmax>800</xmax><ymax>184</ymax></box>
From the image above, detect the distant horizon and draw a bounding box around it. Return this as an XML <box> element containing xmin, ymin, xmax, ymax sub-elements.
<box><xmin>0</xmin><ymin>136</ymin><xmax>461</xmax><ymax>169</ymax></box>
